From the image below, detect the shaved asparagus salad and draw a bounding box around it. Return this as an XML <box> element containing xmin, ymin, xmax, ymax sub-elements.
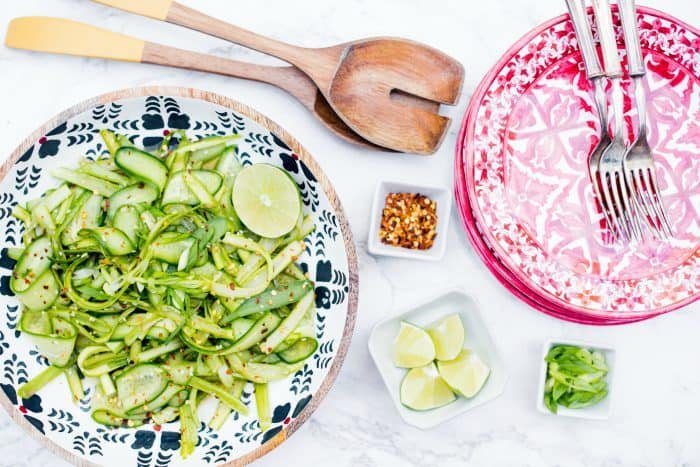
<box><xmin>10</xmin><ymin>129</ymin><xmax>317</xmax><ymax>459</ymax></box>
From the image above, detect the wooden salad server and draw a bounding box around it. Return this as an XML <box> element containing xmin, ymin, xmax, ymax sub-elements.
<box><xmin>5</xmin><ymin>16</ymin><xmax>381</xmax><ymax>149</ymax></box>
<box><xmin>91</xmin><ymin>0</ymin><xmax>464</xmax><ymax>154</ymax></box>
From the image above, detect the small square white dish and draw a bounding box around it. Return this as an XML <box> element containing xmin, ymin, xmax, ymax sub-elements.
<box><xmin>367</xmin><ymin>179</ymin><xmax>451</xmax><ymax>261</ymax></box>
<box><xmin>368</xmin><ymin>288</ymin><xmax>507</xmax><ymax>429</ymax></box>
<box><xmin>536</xmin><ymin>339</ymin><xmax>616</xmax><ymax>420</ymax></box>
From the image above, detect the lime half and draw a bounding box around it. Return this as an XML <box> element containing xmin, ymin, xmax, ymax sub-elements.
<box><xmin>427</xmin><ymin>313</ymin><xmax>465</xmax><ymax>361</ymax></box>
<box><xmin>400</xmin><ymin>362</ymin><xmax>456</xmax><ymax>411</ymax></box>
<box><xmin>232</xmin><ymin>164</ymin><xmax>301</xmax><ymax>238</ymax></box>
<box><xmin>393</xmin><ymin>321</ymin><xmax>435</xmax><ymax>368</ymax></box>
<box><xmin>437</xmin><ymin>349</ymin><xmax>490</xmax><ymax>398</ymax></box>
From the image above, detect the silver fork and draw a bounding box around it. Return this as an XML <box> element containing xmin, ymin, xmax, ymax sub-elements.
<box><xmin>618</xmin><ymin>0</ymin><xmax>674</xmax><ymax>238</ymax></box>
<box><xmin>565</xmin><ymin>0</ymin><xmax>618</xmax><ymax>241</ymax></box>
<box><xmin>591</xmin><ymin>0</ymin><xmax>642</xmax><ymax>241</ymax></box>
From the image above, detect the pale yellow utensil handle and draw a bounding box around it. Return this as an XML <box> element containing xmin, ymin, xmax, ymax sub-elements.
<box><xmin>5</xmin><ymin>17</ymin><xmax>144</xmax><ymax>62</ymax></box>
<box><xmin>92</xmin><ymin>0</ymin><xmax>173</xmax><ymax>21</ymax></box>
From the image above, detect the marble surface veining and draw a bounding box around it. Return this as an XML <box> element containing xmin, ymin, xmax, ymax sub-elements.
<box><xmin>1</xmin><ymin>1</ymin><xmax>699</xmax><ymax>466</ymax></box>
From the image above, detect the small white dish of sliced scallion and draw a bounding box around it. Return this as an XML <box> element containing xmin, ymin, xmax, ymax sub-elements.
<box><xmin>537</xmin><ymin>339</ymin><xmax>616</xmax><ymax>420</ymax></box>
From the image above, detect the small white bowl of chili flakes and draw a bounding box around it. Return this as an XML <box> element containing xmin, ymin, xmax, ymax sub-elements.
<box><xmin>368</xmin><ymin>180</ymin><xmax>451</xmax><ymax>261</ymax></box>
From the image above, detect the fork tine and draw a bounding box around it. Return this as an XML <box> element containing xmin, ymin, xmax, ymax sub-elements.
<box><xmin>640</xmin><ymin>169</ymin><xmax>668</xmax><ymax>238</ymax></box>
<box><xmin>646</xmin><ymin>168</ymin><xmax>673</xmax><ymax>236</ymax></box>
<box><xmin>616</xmin><ymin>171</ymin><xmax>641</xmax><ymax>242</ymax></box>
<box><xmin>631</xmin><ymin>168</ymin><xmax>662</xmax><ymax>239</ymax></box>
<box><xmin>602</xmin><ymin>170</ymin><xmax>629</xmax><ymax>241</ymax></box>
<box><xmin>625</xmin><ymin>171</ymin><xmax>648</xmax><ymax>240</ymax></box>
<box><xmin>599</xmin><ymin>172</ymin><xmax>619</xmax><ymax>238</ymax></box>
<box><xmin>642</xmin><ymin>168</ymin><xmax>672</xmax><ymax>237</ymax></box>
<box><xmin>643</xmin><ymin>173</ymin><xmax>668</xmax><ymax>239</ymax></box>
<box><xmin>592</xmin><ymin>171</ymin><xmax>619</xmax><ymax>241</ymax></box>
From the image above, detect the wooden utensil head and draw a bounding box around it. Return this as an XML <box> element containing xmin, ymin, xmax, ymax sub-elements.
<box><xmin>326</xmin><ymin>38</ymin><xmax>464</xmax><ymax>155</ymax></box>
<box><xmin>311</xmin><ymin>88</ymin><xmax>439</xmax><ymax>152</ymax></box>
<box><xmin>310</xmin><ymin>91</ymin><xmax>388</xmax><ymax>150</ymax></box>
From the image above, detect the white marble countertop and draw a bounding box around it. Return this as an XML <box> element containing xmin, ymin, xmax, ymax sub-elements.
<box><xmin>1</xmin><ymin>1</ymin><xmax>699</xmax><ymax>466</ymax></box>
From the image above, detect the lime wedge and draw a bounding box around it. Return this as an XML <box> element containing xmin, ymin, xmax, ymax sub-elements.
<box><xmin>436</xmin><ymin>349</ymin><xmax>490</xmax><ymax>398</ymax></box>
<box><xmin>393</xmin><ymin>321</ymin><xmax>435</xmax><ymax>368</ymax></box>
<box><xmin>400</xmin><ymin>362</ymin><xmax>456</xmax><ymax>411</ymax></box>
<box><xmin>427</xmin><ymin>313</ymin><xmax>465</xmax><ymax>361</ymax></box>
<box><xmin>232</xmin><ymin>164</ymin><xmax>301</xmax><ymax>238</ymax></box>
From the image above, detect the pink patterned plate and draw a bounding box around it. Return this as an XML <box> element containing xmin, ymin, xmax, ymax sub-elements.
<box><xmin>460</xmin><ymin>6</ymin><xmax>700</xmax><ymax>318</ymax></box>
<box><xmin>455</xmin><ymin>79</ymin><xmax>662</xmax><ymax>325</ymax></box>
<box><xmin>455</xmin><ymin>144</ymin><xmax>660</xmax><ymax>325</ymax></box>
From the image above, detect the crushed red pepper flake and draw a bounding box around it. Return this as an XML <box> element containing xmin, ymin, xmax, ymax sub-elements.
<box><xmin>379</xmin><ymin>192</ymin><xmax>437</xmax><ymax>250</ymax></box>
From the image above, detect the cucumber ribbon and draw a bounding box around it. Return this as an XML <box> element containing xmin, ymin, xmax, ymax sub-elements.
<box><xmin>12</xmin><ymin>129</ymin><xmax>318</xmax><ymax>460</ymax></box>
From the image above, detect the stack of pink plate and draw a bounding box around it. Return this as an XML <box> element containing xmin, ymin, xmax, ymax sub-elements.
<box><xmin>455</xmin><ymin>6</ymin><xmax>700</xmax><ymax>325</ymax></box>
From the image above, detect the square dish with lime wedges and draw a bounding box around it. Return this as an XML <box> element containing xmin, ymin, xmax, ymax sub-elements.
<box><xmin>368</xmin><ymin>288</ymin><xmax>506</xmax><ymax>429</ymax></box>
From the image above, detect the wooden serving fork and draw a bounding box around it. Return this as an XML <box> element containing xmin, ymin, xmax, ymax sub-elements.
<box><xmin>91</xmin><ymin>0</ymin><xmax>464</xmax><ymax>154</ymax></box>
<box><xmin>5</xmin><ymin>16</ymin><xmax>383</xmax><ymax>149</ymax></box>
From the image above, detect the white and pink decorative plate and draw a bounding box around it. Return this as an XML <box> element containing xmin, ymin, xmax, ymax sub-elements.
<box><xmin>457</xmin><ymin>6</ymin><xmax>700</xmax><ymax>320</ymax></box>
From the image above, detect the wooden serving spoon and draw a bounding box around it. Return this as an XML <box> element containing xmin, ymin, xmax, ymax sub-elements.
<box><xmin>5</xmin><ymin>17</ymin><xmax>383</xmax><ymax>149</ymax></box>
<box><xmin>93</xmin><ymin>0</ymin><xmax>464</xmax><ymax>154</ymax></box>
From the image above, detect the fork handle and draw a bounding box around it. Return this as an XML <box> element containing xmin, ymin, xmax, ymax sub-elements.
<box><xmin>565</xmin><ymin>0</ymin><xmax>604</xmax><ymax>79</ymax></box>
<box><xmin>591</xmin><ymin>0</ymin><xmax>623</xmax><ymax>78</ymax></box>
<box><xmin>617</xmin><ymin>0</ymin><xmax>646</xmax><ymax>76</ymax></box>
